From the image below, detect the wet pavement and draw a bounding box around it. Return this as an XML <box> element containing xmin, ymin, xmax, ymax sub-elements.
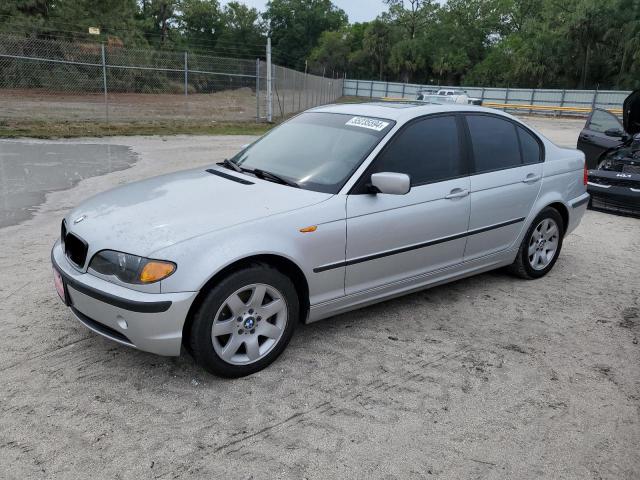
<box><xmin>0</xmin><ymin>141</ymin><xmax>136</xmax><ymax>227</ymax></box>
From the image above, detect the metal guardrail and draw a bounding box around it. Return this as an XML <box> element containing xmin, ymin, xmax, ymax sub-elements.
<box><xmin>347</xmin><ymin>79</ymin><xmax>630</xmax><ymax>118</ymax></box>
<box><xmin>482</xmin><ymin>102</ymin><xmax>623</xmax><ymax>116</ymax></box>
<box><xmin>379</xmin><ymin>97</ymin><xmax>624</xmax><ymax>116</ymax></box>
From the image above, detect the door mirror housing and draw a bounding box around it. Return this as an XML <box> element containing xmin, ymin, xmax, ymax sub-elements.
<box><xmin>604</xmin><ymin>128</ymin><xmax>624</xmax><ymax>138</ymax></box>
<box><xmin>369</xmin><ymin>172</ymin><xmax>411</xmax><ymax>195</ymax></box>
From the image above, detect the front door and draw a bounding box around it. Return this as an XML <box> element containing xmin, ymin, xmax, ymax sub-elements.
<box><xmin>577</xmin><ymin>109</ymin><xmax>625</xmax><ymax>169</ymax></box>
<box><xmin>462</xmin><ymin>114</ymin><xmax>544</xmax><ymax>261</ymax></box>
<box><xmin>345</xmin><ymin>115</ymin><xmax>470</xmax><ymax>295</ymax></box>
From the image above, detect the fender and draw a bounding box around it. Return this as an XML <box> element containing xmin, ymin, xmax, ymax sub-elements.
<box><xmin>156</xmin><ymin>195</ymin><xmax>348</xmax><ymax>306</ymax></box>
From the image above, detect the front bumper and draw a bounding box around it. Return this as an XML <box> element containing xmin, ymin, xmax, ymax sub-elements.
<box><xmin>587</xmin><ymin>174</ymin><xmax>640</xmax><ymax>217</ymax></box>
<box><xmin>51</xmin><ymin>241</ymin><xmax>197</xmax><ymax>356</ymax></box>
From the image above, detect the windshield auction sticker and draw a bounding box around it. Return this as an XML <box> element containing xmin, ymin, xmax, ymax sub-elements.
<box><xmin>345</xmin><ymin>117</ymin><xmax>390</xmax><ymax>131</ymax></box>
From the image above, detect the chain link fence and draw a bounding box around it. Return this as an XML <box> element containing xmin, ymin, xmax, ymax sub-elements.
<box><xmin>344</xmin><ymin>79</ymin><xmax>630</xmax><ymax>117</ymax></box>
<box><xmin>0</xmin><ymin>34</ymin><xmax>343</xmax><ymax>125</ymax></box>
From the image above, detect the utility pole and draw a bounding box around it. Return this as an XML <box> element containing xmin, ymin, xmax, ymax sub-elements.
<box><xmin>266</xmin><ymin>37</ymin><xmax>273</xmax><ymax>123</ymax></box>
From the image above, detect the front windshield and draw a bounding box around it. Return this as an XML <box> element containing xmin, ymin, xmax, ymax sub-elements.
<box><xmin>230</xmin><ymin>112</ymin><xmax>395</xmax><ymax>193</ymax></box>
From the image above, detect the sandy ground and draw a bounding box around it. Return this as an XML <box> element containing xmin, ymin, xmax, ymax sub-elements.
<box><xmin>0</xmin><ymin>117</ymin><xmax>639</xmax><ymax>479</ymax></box>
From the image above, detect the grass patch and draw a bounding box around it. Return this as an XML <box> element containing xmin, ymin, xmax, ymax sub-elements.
<box><xmin>0</xmin><ymin>120</ymin><xmax>274</xmax><ymax>139</ymax></box>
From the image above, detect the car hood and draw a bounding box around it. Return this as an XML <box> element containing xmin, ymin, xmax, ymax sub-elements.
<box><xmin>623</xmin><ymin>89</ymin><xmax>640</xmax><ymax>135</ymax></box>
<box><xmin>65</xmin><ymin>167</ymin><xmax>332</xmax><ymax>257</ymax></box>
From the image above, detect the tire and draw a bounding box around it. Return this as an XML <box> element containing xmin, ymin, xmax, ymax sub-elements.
<box><xmin>189</xmin><ymin>264</ymin><xmax>299</xmax><ymax>377</ymax></box>
<box><xmin>508</xmin><ymin>207</ymin><xmax>564</xmax><ymax>279</ymax></box>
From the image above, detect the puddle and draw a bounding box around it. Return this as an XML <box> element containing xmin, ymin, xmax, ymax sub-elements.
<box><xmin>0</xmin><ymin>141</ymin><xmax>136</xmax><ymax>228</ymax></box>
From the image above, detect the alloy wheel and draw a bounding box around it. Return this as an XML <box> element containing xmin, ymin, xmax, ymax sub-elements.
<box><xmin>528</xmin><ymin>218</ymin><xmax>559</xmax><ymax>271</ymax></box>
<box><xmin>211</xmin><ymin>283</ymin><xmax>288</xmax><ymax>365</ymax></box>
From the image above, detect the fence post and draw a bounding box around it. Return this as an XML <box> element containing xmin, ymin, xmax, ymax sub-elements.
<box><xmin>298</xmin><ymin>72</ymin><xmax>302</xmax><ymax>112</ymax></box>
<box><xmin>401</xmin><ymin>83</ymin><xmax>406</xmax><ymax>99</ymax></box>
<box><xmin>282</xmin><ymin>67</ymin><xmax>287</xmax><ymax>117</ymax></box>
<box><xmin>558</xmin><ymin>89</ymin><xmax>566</xmax><ymax>117</ymax></box>
<box><xmin>591</xmin><ymin>85</ymin><xmax>599</xmax><ymax>112</ymax></box>
<box><xmin>184</xmin><ymin>51</ymin><xmax>188</xmax><ymax>97</ymax></box>
<box><xmin>266</xmin><ymin>37</ymin><xmax>273</xmax><ymax>122</ymax></box>
<box><xmin>101</xmin><ymin>43</ymin><xmax>108</xmax><ymax>124</ymax></box>
<box><xmin>256</xmin><ymin>58</ymin><xmax>260</xmax><ymax>122</ymax></box>
<box><xmin>355</xmin><ymin>80</ymin><xmax>359</xmax><ymax>97</ymax></box>
<box><xmin>529</xmin><ymin>89</ymin><xmax>535</xmax><ymax>115</ymax></box>
<box><xmin>370</xmin><ymin>81</ymin><xmax>373</xmax><ymax>98</ymax></box>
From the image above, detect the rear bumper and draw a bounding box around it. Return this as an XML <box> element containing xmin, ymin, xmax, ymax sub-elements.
<box><xmin>587</xmin><ymin>181</ymin><xmax>640</xmax><ymax>216</ymax></box>
<box><xmin>566</xmin><ymin>192</ymin><xmax>590</xmax><ymax>235</ymax></box>
<box><xmin>52</xmin><ymin>241</ymin><xmax>197</xmax><ymax>356</ymax></box>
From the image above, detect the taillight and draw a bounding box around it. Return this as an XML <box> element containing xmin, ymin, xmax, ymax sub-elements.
<box><xmin>583</xmin><ymin>161</ymin><xmax>588</xmax><ymax>185</ymax></box>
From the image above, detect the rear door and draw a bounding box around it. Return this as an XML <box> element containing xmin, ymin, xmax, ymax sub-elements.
<box><xmin>463</xmin><ymin>114</ymin><xmax>544</xmax><ymax>261</ymax></box>
<box><xmin>345</xmin><ymin>114</ymin><xmax>470</xmax><ymax>295</ymax></box>
<box><xmin>577</xmin><ymin>109</ymin><xmax>625</xmax><ymax>168</ymax></box>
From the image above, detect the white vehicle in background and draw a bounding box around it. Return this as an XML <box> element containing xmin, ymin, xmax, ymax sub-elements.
<box><xmin>437</xmin><ymin>89</ymin><xmax>483</xmax><ymax>105</ymax></box>
<box><xmin>417</xmin><ymin>88</ymin><xmax>483</xmax><ymax>106</ymax></box>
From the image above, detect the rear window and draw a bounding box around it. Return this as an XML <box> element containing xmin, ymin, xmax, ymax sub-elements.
<box><xmin>518</xmin><ymin>126</ymin><xmax>542</xmax><ymax>164</ymax></box>
<box><xmin>466</xmin><ymin>115</ymin><xmax>521</xmax><ymax>173</ymax></box>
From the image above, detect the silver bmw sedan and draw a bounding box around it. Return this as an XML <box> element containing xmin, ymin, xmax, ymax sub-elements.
<box><xmin>52</xmin><ymin>102</ymin><xmax>590</xmax><ymax>377</ymax></box>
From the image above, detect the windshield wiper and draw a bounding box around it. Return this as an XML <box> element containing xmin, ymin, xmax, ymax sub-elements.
<box><xmin>216</xmin><ymin>158</ymin><xmax>243</xmax><ymax>173</ymax></box>
<box><xmin>251</xmin><ymin>168</ymin><xmax>300</xmax><ymax>188</ymax></box>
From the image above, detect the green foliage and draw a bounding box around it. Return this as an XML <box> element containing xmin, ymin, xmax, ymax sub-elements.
<box><xmin>311</xmin><ymin>0</ymin><xmax>640</xmax><ymax>89</ymax></box>
<box><xmin>1</xmin><ymin>0</ymin><xmax>639</xmax><ymax>89</ymax></box>
<box><xmin>264</xmin><ymin>0</ymin><xmax>347</xmax><ymax>70</ymax></box>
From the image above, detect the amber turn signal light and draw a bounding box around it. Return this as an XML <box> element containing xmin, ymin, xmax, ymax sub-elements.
<box><xmin>299</xmin><ymin>225</ymin><xmax>318</xmax><ymax>233</ymax></box>
<box><xmin>139</xmin><ymin>261</ymin><xmax>176</xmax><ymax>283</ymax></box>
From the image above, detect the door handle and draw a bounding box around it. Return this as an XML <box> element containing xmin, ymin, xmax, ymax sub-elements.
<box><xmin>522</xmin><ymin>173</ymin><xmax>541</xmax><ymax>184</ymax></box>
<box><xmin>445</xmin><ymin>188</ymin><xmax>469</xmax><ymax>199</ymax></box>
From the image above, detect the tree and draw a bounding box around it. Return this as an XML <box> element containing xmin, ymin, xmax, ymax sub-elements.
<box><xmin>213</xmin><ymin>1</ymin><xmax>266</xmax><ymax>58</ymax></box>
<box><xmin>264</xmin><ymin>0</ymin><xmax>347</xmax><ymax>69</ymax></box>
<box><xmin>309</xmin><ymin>30</ymin><xmax>351</xmax><ymax>75</ymax></box>
<box><xmin>388</xmin><ymin>38</ymin><xmax>426</xmax><ymax>82</ymax></box>
<box><xmin>383</xmin><ymin>0</ymin><xmax>436</xmax><ymax>39</ymax></box>
<box><xmin>363</xmin><ymin>20</ymin><xmax>393</xmax><ymax>80</ymax></box>
<box><xmin>178</xmin><ymin>0</ymin><xmax>223</xmax><ymax>48</ymax></box>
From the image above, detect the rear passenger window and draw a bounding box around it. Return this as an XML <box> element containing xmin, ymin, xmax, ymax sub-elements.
<box><xmin>467</xmin><ymin>115</ymin><xmax>521</xmax><ymax>173</ymax></box>
<box><xmin>587</xmin><ymin>109</ymin><xmax>622</xmax><ymax>133</ymax></box>
<box><xmin>372</xmin><ymin>115</ymin><xmax>464</xmax><ymax>186</ymax></box>
<box><xmin>518</xmin><ymin>126</ymin><xmax>541</xmax><ymax>164</ymax></box>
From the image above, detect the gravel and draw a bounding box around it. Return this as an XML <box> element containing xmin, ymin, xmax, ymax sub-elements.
<box><xmin>0</xmin><ymin>117</ymin><xmax>638</xmax><ymax>479</ymax></box>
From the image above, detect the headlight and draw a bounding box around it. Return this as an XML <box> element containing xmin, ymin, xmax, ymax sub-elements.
<box><xmin>89</xmin><ymin>250</ymin><xmax>176</xmax><ymax>284</ymax></box>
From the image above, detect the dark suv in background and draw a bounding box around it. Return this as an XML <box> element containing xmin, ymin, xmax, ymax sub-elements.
<box><xmin>577</xmin><ymin>90</ymin><xmax>640</xmax><ymax>216</ymax></box>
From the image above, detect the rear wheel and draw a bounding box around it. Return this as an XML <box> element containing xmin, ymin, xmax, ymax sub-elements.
<box><xmin>189</xmin><ymin>264</ymin><xmax>298</xmax><ymax>377</ymax></box>
<box><xmin>508</xmin><ymin>207</ymin><xmax>564</xmax><ymax>279</ymax></box>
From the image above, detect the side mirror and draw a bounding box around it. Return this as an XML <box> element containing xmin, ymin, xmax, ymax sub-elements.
<box><xmin>604</xmin><ymin>128</ymin><xmax>624</xmax><ymax>138</ymax></box>
<box><xmin>369</xmin><ymin>172</ymin><xmax>411</xmax><ymax>195</ymax></box>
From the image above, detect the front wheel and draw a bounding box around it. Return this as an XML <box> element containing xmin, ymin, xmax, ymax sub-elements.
<box><xmin>189</xmin><ymin>264</ymin><xmax>299</xmax><ymax>377</ymax></box>
<box><xmin>508</xmin><ymin>207</ymin><xmax>564</xmax><ymax>279</ymax></box>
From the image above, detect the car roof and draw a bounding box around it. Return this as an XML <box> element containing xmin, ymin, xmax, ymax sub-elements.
<box><xmin>311</xmin><ymin>101</ymin><xmax>501</xmax><ymax>123</ymax></box>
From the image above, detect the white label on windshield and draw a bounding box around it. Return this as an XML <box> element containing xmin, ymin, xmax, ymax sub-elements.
<box><xmin>345</xmin><ymin>116</ymin><xmax>390</xmax><ymax>131</ymax></box>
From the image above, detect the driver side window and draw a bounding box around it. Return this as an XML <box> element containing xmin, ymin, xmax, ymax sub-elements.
<box><xmin>370</xmin><ymin>115</ymin><xmax>465</xmax><ymax>187</ymax></box>
<box><xmin>587</xmin><ymin>109</ymin><xmax>623</xmax><ymax>133</ymax></box>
